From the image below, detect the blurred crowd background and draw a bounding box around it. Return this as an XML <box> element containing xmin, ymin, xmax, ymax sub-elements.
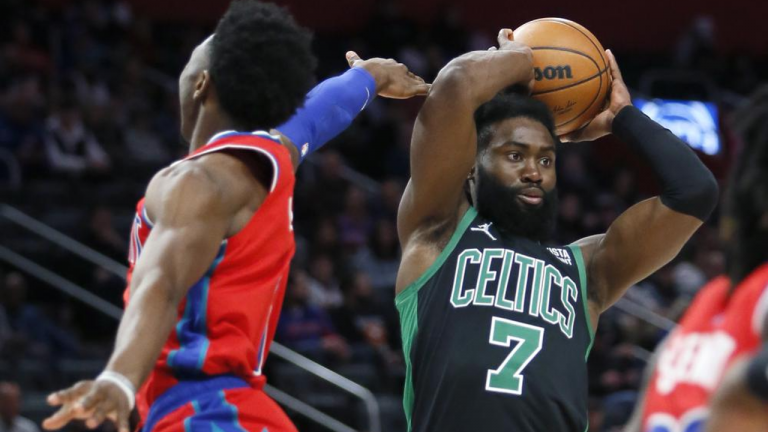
<box><xmin>0</xmin><ymin>0</ymin><xmax>766</xmax><ymax>431</ymax></box>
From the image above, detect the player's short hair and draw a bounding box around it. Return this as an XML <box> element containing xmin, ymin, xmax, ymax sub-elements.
<box><xmin>210</xmin><ymin>0</ymin><xmax>316</xmax><ymax>131</ymax></box>
<box><xmin>725</xmin><ymin>85</ymin><xmax>768</xmax><ymax>284</ymax></box>
<box><xmin>474</xmin><ymin>86</ymin><xmax>558</xmax><ymax>153</ymax></box>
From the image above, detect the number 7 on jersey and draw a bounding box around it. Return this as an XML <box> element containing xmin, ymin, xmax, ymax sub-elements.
<box><xmin>485</xmin><ymin>317</ymin><xmax>544</xmax><ymax>395</ymax></box>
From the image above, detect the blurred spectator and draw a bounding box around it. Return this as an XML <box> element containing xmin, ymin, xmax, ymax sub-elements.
<box><xmin>276</xmin><ymin>270</ymin><xmax>349</xmax><ymax>363</ymax></box>
<box><xmin>0</xmin><ymin>77</ymin><xmax>46</xmax><ymax>173</ymax></box>
<box><xmin>0</xmin><ymin>382</ymin><xmax>39</xmax><ymax>432</ymax></box>
<box><xmin>302</xmin><ymin>150</ymin><xmax>348</xmax><ymax>217</ymax></box>
<box><xmin>2</xmin><ymin>21</ymin><xmax>50</xmax><ymax>75</ymax></box>
<box><xmin>0</xmin><ymin>272</ymin><xmax>80</xmax><ymax>362</ymax></box>
<box><xmin>611</xmin><ymin>168</ymin><xmax>638</xmax><ymax>210</ymax></box>
<box><xmin>558</xmin><ymin>150</ymin><xmax>594</xmax><ymax>194</ymax></box>
<box><xmin>557</xmin><ymin>193</ymin><xmax>585</xmax><ymax>244</ymax></box>
<box><xmin>123</xmin><ymin>110</ymin><xmax>171</xmax><ymax>164</ymax></box>
<box><xmin>374</xmin><ymin>178</ymin><xmax>404</xmax><ymax>222</ymax></box>
<box><xmin>306</xmin><ymin>255</ymin><xmax>343</xmax><ymax>309</ymax></box>
<box><xmin>331</xmin><ymin>272</ymin><xmax>401</xmax><ymax>366</ymax></box>
<box><xmin>675</xmin><ymin>16</ymin><xmax>716</xmax><ymax>70</ymax></box>
<box><xmin>310</xmin><ymin>218</ymin><xmax>342</xmax><ymax>259</ymax></box>
<box><xmin>82</xmin><ymin>207</ymin><xmax>130</xmax><ymax>310</ymax></box>
<box><xmin>352</xmin><ymin>219</ymin><xmax>400</xmax><ymax>292</ymax></box>
<box><xmin>43</xmin><ymin>98</ymin><xmax>111</xmax><ymax>176</ymax></box>
<box><xmin>337</xmin><ymin>186</ymin><xmax>373</xmax><ymax>253</ymax></box>
<box><xmin>83</xmin><ymin>207</ymin><xmax>127</xmax><ymax>261</ymax></box>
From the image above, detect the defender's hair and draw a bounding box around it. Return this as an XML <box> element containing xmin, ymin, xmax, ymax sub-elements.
<box><xmin>210</xmin><ymin>0</ymin><xmax>317</xmax><ymax>131</ymax></box>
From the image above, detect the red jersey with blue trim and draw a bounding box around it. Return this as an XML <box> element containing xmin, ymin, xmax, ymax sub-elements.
<box><xmin>124</xmin><ymin>130</ymin><xmax>296</xmax><ymax>422</ymax></box>
<box><xmin>641</xmin><ymin>265</ymin><xmax>768</xmax><ymax>432</ymax></box>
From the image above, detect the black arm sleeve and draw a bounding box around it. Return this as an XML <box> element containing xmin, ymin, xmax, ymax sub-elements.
<box><xmin>612</xmin><ymin>106</ymin><xmax>719</xmax><ymax>221</ymax></box>
<box><xmin>747</xmin><ymin>348</ymin><xmax>768</xmax><ymax>401</ymax></box>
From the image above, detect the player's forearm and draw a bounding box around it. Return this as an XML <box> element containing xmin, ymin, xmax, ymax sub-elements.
<box><xmin>104</xmin><ymin>272</ymin><xmax>183</xmax><ymax>389</ymax></box>
<box><xmin>276</xmin><ymin>67</ymin><xmax>376</xmax><ymax>163</ymax></box>
<box><xmin>612</xmin><ymin>106</ymin><xmax>718</xmax><ymax>221</ymax></box>
<box><xmin>434</xmin><ymin>50</ymin><xmax>532</xmax><ymax>108</ymax></box>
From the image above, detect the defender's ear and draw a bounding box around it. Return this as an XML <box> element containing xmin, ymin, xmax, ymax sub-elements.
<box><xmin>193</xmin><ymin>70</ymin><xmax>211</xmax><ymax>102</ymax></box>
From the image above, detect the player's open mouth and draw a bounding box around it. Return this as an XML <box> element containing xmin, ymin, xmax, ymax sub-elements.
<box><xmin>517</xmin><ymin>188</ymin><xmax>544</xmax><ymax>206</ymax></box>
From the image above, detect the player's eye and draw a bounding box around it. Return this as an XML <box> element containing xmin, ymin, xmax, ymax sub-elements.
<box><xmin>508</xmin><ymin>152</ymin><xmax>522</xmax><ymax>161</ymax></box>
<box><xmin>540</xmin><ymin>158</ymin><xmax>553</xmax><ymax>167</ymax></box>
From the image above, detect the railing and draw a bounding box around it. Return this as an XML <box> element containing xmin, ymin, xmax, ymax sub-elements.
<box><xmin>0</xmin><ymin>204</ymin><xmax>381</xmax><ymax>432</ymax></box>
<box><xmin>614</xmin><ymin>297</ymin><xmax>677</xmax><ymax>332</ymax></box>
<box><xmin>0</xmin><ymin>149</ymin><xmax>21</xmax><ymax>190</ymax></box>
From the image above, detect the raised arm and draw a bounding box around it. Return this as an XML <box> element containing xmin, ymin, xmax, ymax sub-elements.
<box><xmin>567</xmin><ymin>51</ymin><xmax>718</xmax><ymax>314</ymax></box>
<box><xmin>275</xmin><ymin>52</ymin><xmax>429</xmax><ymax>169</ymax></box>
<box><xmin>398</xmin><ymin>29</ymin><xmax>534</xmax><ymax>245</ymax></box>
<box><xmin>43</xmin><ymin>157</ymin><xmax>258</xmax><ymax>432</ymax></box>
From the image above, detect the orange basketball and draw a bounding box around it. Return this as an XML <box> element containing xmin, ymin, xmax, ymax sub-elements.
<box><xmin>513</xmin><ymin>18</ymin><xmax>611</xmax><ymax>136</ymax></box>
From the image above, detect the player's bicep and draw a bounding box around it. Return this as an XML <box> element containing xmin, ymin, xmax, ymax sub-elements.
<box><xmin>129</xmin><ymin>169</ymin><xmax>237</xmax><ymax>301</ymax></box>
<box><xmin>399</xmin><ymin>72</ymin><xmax>479</xmax><ymax>240</ymax></box>
<box><xmin>585</xmin><ymin>197</ymin><xmax>702</xmax><ymax>310</ymax></box>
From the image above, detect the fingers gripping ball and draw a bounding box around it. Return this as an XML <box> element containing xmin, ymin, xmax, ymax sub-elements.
<box><xmin>513</xmin><ymin>18</ymin><xmax>611</xmax><ymax>136</ymax></box>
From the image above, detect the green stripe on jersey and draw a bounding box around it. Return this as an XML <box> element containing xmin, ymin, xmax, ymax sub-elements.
<box><xmin>567</xmin><ymin>244</ymin><xmax>594</xmax><ymax>360</ymax></box>
<box><xmin>395</xmin><ymin>206</ymin><xmax>477</xmax><ymax>430</ymax></box>
<box><xmin>396</xmin><ymin>206</ymin><xmax>477</xmax><ymax>306</ymax></box>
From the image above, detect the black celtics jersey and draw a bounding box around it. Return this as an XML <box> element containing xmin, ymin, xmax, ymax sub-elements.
<box><xmin>396</xmin><ymin>207</ymin><xmax>594</xmax><ymax>432</ymax></box>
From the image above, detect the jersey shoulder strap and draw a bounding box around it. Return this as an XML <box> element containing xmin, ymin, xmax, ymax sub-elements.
<box><xmin>174</xmin><ymin>130</ymin><xmax>293</xmax><ymax>193</ymax></box>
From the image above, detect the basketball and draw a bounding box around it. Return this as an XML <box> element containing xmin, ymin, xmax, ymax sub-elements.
<box><xmin>514</xmin><ymin>18</ymin><xmax>611</xmax><ymax>136</ymax></box>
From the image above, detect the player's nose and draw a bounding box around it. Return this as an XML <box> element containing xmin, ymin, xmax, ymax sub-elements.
<box><xmin>520</xmin><ymin>160</ymin><xmax>542</xmax><ymax>184</ymax></box>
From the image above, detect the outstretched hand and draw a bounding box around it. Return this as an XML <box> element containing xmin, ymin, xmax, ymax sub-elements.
<box><xmin>347</xmin><ymin>51</ymin><xmax>431</xmax><ymax>99</ymax></box>
<box><xmin>43</xmin><ymin>380</ymin><xmax>132</xmax><ymax>432</ymax></box>
<box><xmin>560</xmin><ymin>49</ymin><xmax>631</xmax><ymax>142</ymax></box>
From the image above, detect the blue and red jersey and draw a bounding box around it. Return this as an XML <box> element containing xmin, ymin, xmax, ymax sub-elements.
<box><xmin>641</xmin><ymin>264</ymin><xmax>768</xmax><ymax>432</ymax></box>
<box><xmin>124</xmin><ymin>131</ymin><xmax>296</xmax><ymax>424</ymax></box>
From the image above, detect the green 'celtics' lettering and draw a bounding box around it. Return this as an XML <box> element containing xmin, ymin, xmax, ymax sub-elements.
<box><xmin>559</xmin><ymin>277</ymin><xmax>578</xmax><ymax>338</ymax></box>
<box><xmin>539</xmin><ymin>264</ymin><xmax>561</xmax><ymax>325</ymax></box>
<box><xmin>449</xmin><ymin>248</ymin><xmax>580</xmax><ymax>340</ymax></box>
<box><xmin>451</xmin><ymin>249</ymin><xmax>482</xmax><ymax>307</ymax></box>
<box><xmin>474</xmin><ymin>249</ymin><xmax>505</xmax><ymax>306</ymax></box>
<box><xmin>494</xmin><ymin>250</ymin><xmax>515</xmax><ymax>311</ymax></box>
<box><xmin>527</xmin><ymin>260</ymin><xmax>545</xmax><ymax>317</ymax></box>
<box><xmin>513</xmin><ymin>254</ymin><xmax>535</xmax><ymax>313</ymax></box>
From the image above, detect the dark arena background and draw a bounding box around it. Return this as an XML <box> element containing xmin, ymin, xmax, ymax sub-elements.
<box><xmin>1</xmin><ymin>0</ymin><xmax>767</xmax><ymax>431</ymax></box>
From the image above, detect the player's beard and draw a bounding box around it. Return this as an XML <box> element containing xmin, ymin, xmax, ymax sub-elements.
<box><xmin>474</xmin><ymin>165</ymin><xmax>558</xmax><ymax>242</ymax></box>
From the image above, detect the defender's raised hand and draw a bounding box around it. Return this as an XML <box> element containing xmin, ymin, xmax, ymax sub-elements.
<box><xmin>346</xmin><ymin>51</ymin><xmax>430</xmax><ymax>99</ymax></box>
<box><xmin>560</xmin><ymin>49</ymin><xmax>630</xmax><ymax>142</ymax></box>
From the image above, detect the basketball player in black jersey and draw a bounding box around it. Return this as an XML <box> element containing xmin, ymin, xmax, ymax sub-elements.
<box><xmin>394</xmin><ymin>29</ymin><xmax>718</xmax><ymax>432</ymax></box>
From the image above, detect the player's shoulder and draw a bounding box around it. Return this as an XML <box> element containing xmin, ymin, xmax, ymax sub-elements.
<box><xmin>144</xmin><ymin>157</ymin><xmax>257</xmax><ymax>221</ymax></box>
<box><xmin>567</xmin><ymin>234</ymin><xmax>605</xmax><ymax>264</ymax></box>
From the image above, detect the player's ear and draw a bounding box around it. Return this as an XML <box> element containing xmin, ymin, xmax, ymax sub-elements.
<box><xmin>193</xmin><ymin>70</ymin><xmax>211</xmax><ymax>102</ymax></box>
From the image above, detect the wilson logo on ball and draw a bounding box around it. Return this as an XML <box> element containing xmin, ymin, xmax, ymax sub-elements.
<box><xmin>534</xmin><ymin>65</ymin><xmax>573</xmax><ymax>81</ymax></box>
